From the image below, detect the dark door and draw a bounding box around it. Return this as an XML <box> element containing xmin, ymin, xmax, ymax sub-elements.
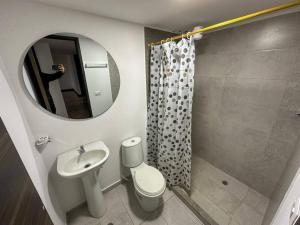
<box><xmin>0</xmin><ymin>118</ymin><xmax>54</xmax><ymax>225</ymax></box>
<box><xmin>24</xmin><ymin>49</ymin><xmax>53</xmax><ymax>112</ymax></box>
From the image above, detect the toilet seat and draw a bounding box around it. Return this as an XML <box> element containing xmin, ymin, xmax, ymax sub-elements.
<box><xmin>132</xmin><ymin>164</ymin><xmax>166</xmax><ymax>197</ymax></box>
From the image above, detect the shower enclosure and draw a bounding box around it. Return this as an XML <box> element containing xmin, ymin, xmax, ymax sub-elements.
<box><xmin>176</xmin><ymin>11</ymin><xmax>300</xmax><ymax>225</ymax></box>
<box><xmin>146</xmin><ymin>9</ymin><xmax>300</xmax><ymax>225</ymax></box>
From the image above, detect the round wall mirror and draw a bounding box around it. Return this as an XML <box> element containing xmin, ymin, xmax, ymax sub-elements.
<box><xmin>22</xmin><ymin>33</ymin><xmax>120</xmax><ymax>119</ymax></box>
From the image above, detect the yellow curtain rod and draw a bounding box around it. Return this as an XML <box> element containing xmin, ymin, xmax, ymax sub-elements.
<box><xmin>148</xmin><ymin>0</ymin><xmax>300</xmax><ymax>46</ymax></box>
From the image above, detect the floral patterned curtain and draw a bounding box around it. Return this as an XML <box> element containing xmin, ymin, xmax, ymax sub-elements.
<box><xmin>147</xmin><ymin>38</ymin><xmax>195</xmax><ymax>190</ymax></box>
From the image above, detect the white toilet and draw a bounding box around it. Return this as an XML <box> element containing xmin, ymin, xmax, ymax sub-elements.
<box><xmin>121</xmin><ymin>136</ymin><xmax>166</xmax><ymax>212</ymax></box>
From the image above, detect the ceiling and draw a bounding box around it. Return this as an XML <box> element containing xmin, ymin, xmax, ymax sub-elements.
<box><xmin>34</xmin><ymin>0</ymin><xmax>298</xmax><ymax>32</ymax></box>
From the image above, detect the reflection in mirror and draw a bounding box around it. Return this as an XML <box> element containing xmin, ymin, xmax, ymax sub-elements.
<box><xmin>22</xmin><ymin>33</ymin><xmax>120</xmax><ymax>119</ymax></box>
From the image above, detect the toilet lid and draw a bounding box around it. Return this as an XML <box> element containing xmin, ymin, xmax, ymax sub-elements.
<box><xmin>134</xmin><ymin>166</ymin><xmax>166</xmax><ymax>196</ymax></box>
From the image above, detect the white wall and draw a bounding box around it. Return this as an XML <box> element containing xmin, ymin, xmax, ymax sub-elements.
<box><xmin>270</xmin><ymin>169</ymin><xmax>300</xmax><ymax>225</ymax></box>
<box><xmin>0</xmin><ymin>58</ymin><xmax>66</xmax><ymax>225</ymax></box>
<box><xmin>79</xmin><ymin>37</ymin><xmax>113</xmax><ymax>116</ymax></box>
<box><xmin>0</xmin><ymin>0</ymin><xmax>146</xmax><ymax>217</ymax></box>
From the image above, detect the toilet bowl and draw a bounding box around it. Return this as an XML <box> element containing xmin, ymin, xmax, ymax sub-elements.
<box><xmin>121</xmin><ymin>137</ymin><xmax>166</xmax><ymax>212</ymax></box>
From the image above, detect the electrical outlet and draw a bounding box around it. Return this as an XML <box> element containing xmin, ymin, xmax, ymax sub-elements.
<box><xmin>94</xmin><ymin>91</ymin><xmax>102</xmax><ymax>96</ymax></box>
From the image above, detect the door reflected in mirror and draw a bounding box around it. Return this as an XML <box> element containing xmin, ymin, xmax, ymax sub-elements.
<box><xmin>22</xmin><ymin>33</ymin><xmax>120</xmax><ymax>119</ymax></box>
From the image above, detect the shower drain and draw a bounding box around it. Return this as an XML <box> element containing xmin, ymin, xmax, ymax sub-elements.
<box><xmin>222</xmin><ymin>180</ymin><xmax>228</xmax><ymax>186</ymax></box>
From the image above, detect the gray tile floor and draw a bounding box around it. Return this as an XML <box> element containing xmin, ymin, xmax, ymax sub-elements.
<box><xmin>191</xmin><ymin>156</ymin><xmax>270</xmax><ymax>225</ymax></box>
<box><xmin>68</xmin><ymin>180</ymin><xmax>204</xmax><ymax>225</ymax></box>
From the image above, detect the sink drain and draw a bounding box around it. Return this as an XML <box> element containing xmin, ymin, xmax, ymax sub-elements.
<box><xmin>84</xmin><ymin>163</ymin><xmax>91</xmax><ymax>168</ymax></box>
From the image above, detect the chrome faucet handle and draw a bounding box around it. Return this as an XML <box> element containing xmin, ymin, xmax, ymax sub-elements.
<box><xmin>79</xmin><ymin>145</ymin><xmax>86</xmax><ymax>154</ymax></box>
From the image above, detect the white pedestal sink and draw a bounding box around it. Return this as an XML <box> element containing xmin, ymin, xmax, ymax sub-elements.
<box><xmin>57</xmin><ymin>140</ymin><xmax>109</xmax><ymax>218</ymax></box>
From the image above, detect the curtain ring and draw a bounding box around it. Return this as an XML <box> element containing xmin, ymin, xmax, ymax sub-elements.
<box><xmin>186</xmin><ymin>32</ymin><xmax>191</xmax><ymax>39</ymax></box>
<box><xmin>188</xmin><ymin>32</ymin><xmax>194</xmax><ymax>40</ymax></box>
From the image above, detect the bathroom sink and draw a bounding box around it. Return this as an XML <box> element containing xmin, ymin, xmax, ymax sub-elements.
<box><xmin>57</xmin><ymin>140</ymin><xmax>109</xmax><ymax>218</ymax></box>
<box><xmin>57</xmin><ymin>141</ymin><xmax>109</xmax><ymax>178</ymax></box>
<box><xmin>57</xmin><ymin>147</ymin><xmax>109</xmax><ymax>179</ymax></box>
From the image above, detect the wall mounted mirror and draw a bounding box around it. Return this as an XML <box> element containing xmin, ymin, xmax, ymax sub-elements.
<box><xmin>22</xmin><ymin>33</ymin><xmax>120</xmax><ymax>119</ymax></box>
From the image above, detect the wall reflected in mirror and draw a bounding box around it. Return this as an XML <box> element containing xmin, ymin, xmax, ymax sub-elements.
<box><xmin>22</xmin><ymin>33</ymin><xmax>120</xmax><ymax>119</ymax></box>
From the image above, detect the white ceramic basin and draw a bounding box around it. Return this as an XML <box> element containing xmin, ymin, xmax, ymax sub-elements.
<box><xmin>57</xmin><ymin>141</ymin><xmax>109</xmax><ymax>179</ymax></box>
<box><xmin>57</xmin><ymin>140</ymin><xmax>109</xmax><ymax>218</ymax></box>
<box><xmin>63</xmin><ymin>150</ymin><xmax>107</xmax><ymax>177</ymax></box>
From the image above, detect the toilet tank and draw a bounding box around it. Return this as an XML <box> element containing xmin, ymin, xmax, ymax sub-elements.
<box><xmin>121</xmin><ymin>137</ymin><xmax>143</xmax><ymax>168</ymax></box>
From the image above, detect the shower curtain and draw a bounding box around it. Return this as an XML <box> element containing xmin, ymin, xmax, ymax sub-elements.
<box><xmin>147</xmin><ymin>38</ymin><xmax>195</xmax><ymax>190</ymax></box>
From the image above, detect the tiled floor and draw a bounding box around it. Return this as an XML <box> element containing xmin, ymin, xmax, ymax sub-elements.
<box><xmin>190</xmin><ymin>156</ymin><xmax>270</xmax><ymax>225</ymax></box>
<box><xmin>68</xmin><ymin>180</ymin><xmax>204</xmax><ymax>225</ymax></box>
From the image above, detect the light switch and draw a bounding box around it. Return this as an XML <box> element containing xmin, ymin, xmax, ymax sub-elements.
<box><xmin>95</xmin><ymin>91</ymin><xmax>101</xmax><ymax>96</ymax></box>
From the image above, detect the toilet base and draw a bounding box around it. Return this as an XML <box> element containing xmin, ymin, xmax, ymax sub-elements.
<box><xmin>135</xmin><ymin>190</ymin><xmax>163</xmax><ymax>212</ymax></box>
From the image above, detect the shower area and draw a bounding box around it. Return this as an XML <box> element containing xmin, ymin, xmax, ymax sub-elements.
<box><xmin>145</xmin><ymin>10</ymin><xmax>300</xmax><ymax>225</ymax></box>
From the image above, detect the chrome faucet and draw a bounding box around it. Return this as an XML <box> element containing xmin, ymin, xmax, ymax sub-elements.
<box><xmin>78</xmin><ymin>145</ymin><xmax>86</xmax><ymax>155</ymax></box>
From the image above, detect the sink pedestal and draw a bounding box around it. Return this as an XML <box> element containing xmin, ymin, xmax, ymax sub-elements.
<box><xmin>81</xmin><ymin>171</ymin><xmax>106</xmax><ymax>218</ymax></box>
<box><xmin>57</xmin><ymin>141</ymin><xmax>110</xmax><ymax>218</ymax></box>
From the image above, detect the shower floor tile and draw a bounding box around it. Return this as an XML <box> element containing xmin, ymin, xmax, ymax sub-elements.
<box><xmin>190</xmin><ymin>156</ymin><xmax>270</xmax><ymax>225</ymax></box>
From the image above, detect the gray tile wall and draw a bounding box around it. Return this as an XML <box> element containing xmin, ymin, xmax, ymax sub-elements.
<box><xmin>193</xmin><ymin>12</ymin><xmax>300</xmax><ymax>197</ymax></box>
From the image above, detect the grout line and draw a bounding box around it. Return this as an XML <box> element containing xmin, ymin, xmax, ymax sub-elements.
<box><xmin>164</xmin><ymin>189</ymin><xmax>176</xmax><ymax>203</ymax></box>
<box><xmin>172</xmin><ymin>186</ymin><xmax>218</xmax><ymax>225</ymax></box>
<box><xmin>196</xmin><ymin>46</ymin><xmax>300</xmax><ymax>56</ymax></box>
<box><xmin>160</xmin><ymin>217</ymin><xmax>169</xmax><ymax>225</ymax></box>
<box><xmin>117</xmin><ymin>183</ymin><xmax>139</xmax><ymax>225</ymax></box>
<box><xmin>121</xmin><ymin>199</ymin><xmax>136</xmax><ymax>225</ymax></box>
<box><xmin>196</xmin><ymin>186</ymin><xmax>232</xmax><ymax>216</ymax></box>
<box><xmin>189</xmin><ymin>157</ymin><xmax>266</xmax><ymax>225</ymax></box>
<box><xmin>117</xmin><ymin>181</ymin><xmax>156</xmax><ymax>225</ymax></box>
